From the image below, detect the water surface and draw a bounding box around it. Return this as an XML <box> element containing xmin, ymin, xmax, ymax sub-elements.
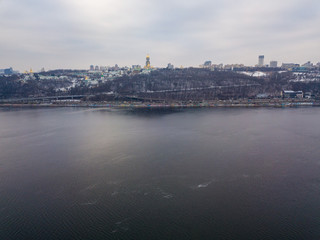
<box><xmin>1</xmin><ymin>107</ymin><xmax>320</xmax><ymax>239</ymax></box>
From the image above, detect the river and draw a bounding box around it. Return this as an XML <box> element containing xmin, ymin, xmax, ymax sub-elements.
<box><xmin>0</xmin><ymin>107</ymin><xmax>320</xmax><ymax>239</ymax></box>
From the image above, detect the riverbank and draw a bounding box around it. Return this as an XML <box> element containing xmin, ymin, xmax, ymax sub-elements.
<box><xmin>0</xmin><ymin>99</ymin><xmax>319</xmax><ymax>108</ymax></box>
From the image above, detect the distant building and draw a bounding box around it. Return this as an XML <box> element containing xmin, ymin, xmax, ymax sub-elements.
<box><xmin>270</xmin><ymin>61</ymin><xmax>278</xmax><ymax>68</ymax></box>
<box><xmin>94</xmin><ymin>65</ymin><xmax>99</xmax><ymax>71</ymax></box>
<box><xmin>281</xmin><ymin>63</ymin><xmax>300</xmax><ymax>70</ymax></box>
<box><xmin>258</xmin><ymin>55</ymin><xmax>264</xmax><ymax>67</ymax></box>
<box><xmin>212</xmin><ymin>64</ymin><xmax>223</xmax><ymax>70</ymax></box>
<box><xmin>203</xmin><ymin>61</ymin><xmax>212</xmax><ymax>68</ymax></box>
<box><xmin>145</xmin><ymin>54</ymin><xmax>151</xmax><ymax>69</ymax></box>
<box><xmin>132</xmin><ymin>65</ymin><xmax>141</xmax><ymax>70</ymax></box>
<box><xmin>0</xmin><ymin>67</ymin><xmax>16</xmax><ymax>75</ymax></box>
<box><xmin>4</xmin><ymin>68</ymin><xmax>13</xmax><ymax>75</ymax></box>
<box><xmin>304</xmin><ymin>92</ymin><xmax>312</xmax><ymax>99</ymax></box>
<box><xmin>90</xmin><ymin>65</ymin><xmax>94</xmax><ymax>71</ymax></box>
<box><xmin>256</xmin><ymin>93</ymin><xmax>269</xmax><ymax>98</ymax></box>
<box><xmin>302</xmin><ymin>61</ymin><xmax>313</xmax><ymax>69</ymax></box>
<box><xmin>167</xmin><ymin>63</ymin><xmax>174</xmax><ymax>69</ymax></box>
<box><xmin>224</xmin><ymin>64</ymin><xmax>244</xmax><ymax>70</ymax></box>
<box><xmin>224</xmin><ymin>64</ymin><xmax>233</xmax><ymax>70</ymax></box>
<box><xmin>282</xmin><ymin>90</ymin><xmax>303</xmax><ymax>99</ymax></box>
<box><xmin>232</xmin><ymin>64</ymin><xmax>244</xmax><ymax>69</ymax></box>
<box><xmin>100</xmin><ymin>66</ymin><xmax>107</xmax><ymax>71</ymax></box>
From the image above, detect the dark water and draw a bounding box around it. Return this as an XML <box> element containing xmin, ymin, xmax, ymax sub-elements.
<box><xmin>1</xmin><ymin>107</ymin><xmax>320</xmax><ymax>240</ymax></box>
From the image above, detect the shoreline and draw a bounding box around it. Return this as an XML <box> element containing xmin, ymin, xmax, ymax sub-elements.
<box><xmin>0</xmin><ymin>100</ymin><xmax>318</xmax><ymax>109</ymax></box>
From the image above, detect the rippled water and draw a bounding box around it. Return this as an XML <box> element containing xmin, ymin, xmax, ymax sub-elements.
<box><xmin>1</xmin><ymin>107</ymin><xmax>320</xmax><ymax>240</ymax></box>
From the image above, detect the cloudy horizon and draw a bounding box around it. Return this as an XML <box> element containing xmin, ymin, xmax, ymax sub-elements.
<box><xmin>1</xmin><ymin>0</ymin><xmax>320</xmax><ymax>71</ymax></box>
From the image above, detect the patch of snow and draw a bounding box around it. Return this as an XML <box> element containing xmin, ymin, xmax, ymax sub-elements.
<box><xmin>240</xmin><ymin>71</ymin><xmax>266</xmax><ymax>77</ymax></box>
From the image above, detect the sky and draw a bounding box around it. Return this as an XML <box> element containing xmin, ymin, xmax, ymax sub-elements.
<box><xmin>0</xmin><ymin>0</ymin><xmax>320</xmax><ymax>71</ymax></box>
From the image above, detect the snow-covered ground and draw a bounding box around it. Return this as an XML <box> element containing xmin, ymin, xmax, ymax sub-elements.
<box><xmin>240</xmin><ymin>71</ymin><xmax>267</xmax><ymax>77</ymax></box>
<box><xmin>290</xmin><ymin>73</ymin><xmax>320</xmax><ymax>82</ymax></box>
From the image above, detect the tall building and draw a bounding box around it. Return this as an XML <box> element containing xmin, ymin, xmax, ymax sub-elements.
<box><xmin>167</xmin><ymin>63</ymin><xmax>174</xmax><ymax>69</ymax></box>
<box><xmin>258</xmin><ymin>55</ymin><xmax>264</xmax><ymax>67</ymax></box>
<box><xmin>90</xmin><ymin>65</ymin><xmax>94</xmax><ymax>71</ymax></box>
<box><xmin>270</xmin><ymin>61</ymin><xmax>278</xmax><ymax>68</ymax></box>
<box><xmin>145</xmin><ymin>54</ymin><xmax>151</xmax><ymax>69</ymax></box>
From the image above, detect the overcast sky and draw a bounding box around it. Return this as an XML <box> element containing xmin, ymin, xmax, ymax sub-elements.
<box><xmin>1</xmin><ymin>0</ymin><xmax>320</xmax><ymax>71</ymax></box>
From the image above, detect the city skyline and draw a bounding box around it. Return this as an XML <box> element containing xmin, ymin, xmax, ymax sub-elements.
<box><xmin>1</xmin><ymin>0</ymin><xmax>320</xmax><ymax>71</ymax></box>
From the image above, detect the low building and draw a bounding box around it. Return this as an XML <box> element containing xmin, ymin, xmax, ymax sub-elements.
<box><xmin>0</xmin><ymin>67</ymin><xmax>16</xmax><ymax>75</ymax></box>
<box><xmin>281</xmin><ymin>63</ymin><xmax>300</xmax><ymax>70</ymax></box>
<box><xmin>203</xmin><ymin>61</ymin><xmax>212</xmax><ymax>68</ymax></box>
<box><xmin>270</xmin><ymin>61</ymin><xmax>278</xmax><ymax>68</ymax></box>
<box><xmin>304</xmin><ymin>92</ymin><xmax>312</xmax><ymax>99</ymax></box>
<box><xmin>211</xmin><ymin>64</ymin><xmax>223</xmax><ymax>70</ymax></box>
<box><xmin>282</xmin><ymin>90</ymin><xmax>303</xmax><ymax>99</ymax></box>
<box><xmin>302</xmin><ymin>61</ymin><xmax>313</xmax><ymax>68</ymax></box>
<box><xmin>132</xmin><ymin>65</ymin><xmax>141</xmax><ymax>70</ymax></box>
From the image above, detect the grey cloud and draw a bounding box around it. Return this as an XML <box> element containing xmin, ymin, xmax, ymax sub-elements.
<box><xmin>0</xmin><ymin>0</ymin><xmax>320</xmax><ymax>71</ymax></box>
